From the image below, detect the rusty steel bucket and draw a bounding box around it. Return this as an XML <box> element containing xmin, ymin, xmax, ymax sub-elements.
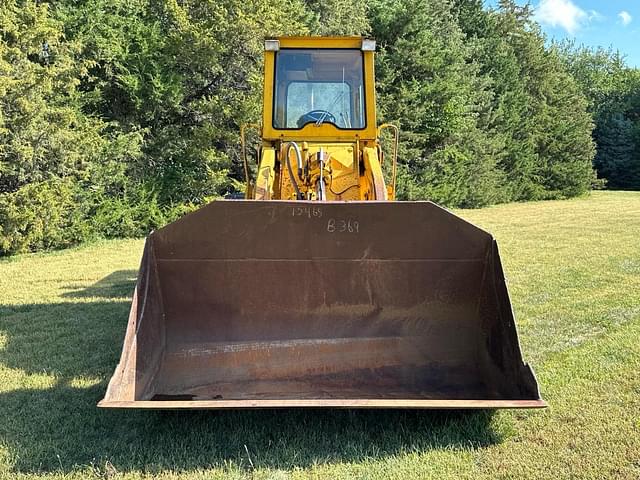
<box><xmin>99</xmin><ymin>200</ymin><xmax>544</xmax><ymax>409</ymax></box>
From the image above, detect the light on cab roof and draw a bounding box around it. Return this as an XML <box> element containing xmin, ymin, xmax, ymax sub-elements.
<box><xmin>264</xmin><ymin>40</ymin><xmax>280</xmax><ymax>51</ymax></box>
<box><xmin>361</xmin><ymin>39</ymin><xmax>376</xmax><ymax>51</ymax></box>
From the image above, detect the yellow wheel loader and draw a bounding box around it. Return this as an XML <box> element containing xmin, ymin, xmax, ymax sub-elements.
<box><xmin>99</xmin><ymin>37</ymin><xmax>545</xmax><ymax>409</ymax></box>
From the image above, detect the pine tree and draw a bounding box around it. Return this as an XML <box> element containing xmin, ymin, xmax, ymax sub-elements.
<box><xmin>369</xmin><ymin>0</ymin><xmax>503</xmax><ymax>207</ymax></box>
<box><xmin>561</xmin><ymin>45</ymin><xmax>640</xmax><ymax>189</ymax></box>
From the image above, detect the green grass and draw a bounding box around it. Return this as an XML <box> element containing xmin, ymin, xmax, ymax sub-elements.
<box><xmin>1</xmin><ymin>191</ymin><xmax>639</xmax><ymax>479</ymax></box>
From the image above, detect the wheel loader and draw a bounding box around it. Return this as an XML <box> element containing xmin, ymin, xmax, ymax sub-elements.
<box><xmin>99</xmin><ymin>37</ymin><xmax>545</xmax><ymax>409</ymax></box>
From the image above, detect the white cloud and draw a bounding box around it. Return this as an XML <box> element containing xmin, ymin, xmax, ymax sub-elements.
<box><xmin>587</xmin><ymin>10</ymin><xmax>604</xmax><ymax>22</ymax></box>
<box><xmin>534</xmin><ymin>0</ymin><xmax>588</xmax><ymax>34</ymax></box>
<box><xmin>618</xmin><ymin>11</ymin><xmax>633</xmax><ymax>26</ymax></box>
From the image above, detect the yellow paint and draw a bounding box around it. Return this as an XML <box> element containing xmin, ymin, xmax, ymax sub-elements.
<box><xmin>248</xmin><ymin>36</ymin><xmax>398</xmax><ymax>202</ymax></box>
<box><xmin>378</xmin><ymin>123</ymin><xmax>399</xmax><ymax>199</ymax></box>
<box><xmin>362</xmin><ymin>146</ymin><xmax>387</xmax><ymax>200</ymax></box>
<box><xmin>254</xmin><ymin>148</ymin><xmax>276</xmax><ymax>200</ymax></box>
<box><xmin>279</xmin><ymin>143</ymin><xmax>360</xmax><ymax>201</ymax></box>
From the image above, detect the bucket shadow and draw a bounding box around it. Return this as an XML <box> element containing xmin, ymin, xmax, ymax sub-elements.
<box><xmin>0</xmin><ymin>381</ymin><xmax>501</xmax><ymax>474</ymax></box>
<box><xmin>61</xmin><ymin>270</ymin><xmax>138</xmax><ymax>299</ymax></box>
<box><xmin>0</xmin><ymin>274</ymin><xmax>504</xmax><ymax>475</ymax></box>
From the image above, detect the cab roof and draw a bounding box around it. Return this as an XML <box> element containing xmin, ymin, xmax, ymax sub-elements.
<box><xmin>266</xmin><ymin>37</ymin><xmax>374</xmax><ymax>50</ymax></box>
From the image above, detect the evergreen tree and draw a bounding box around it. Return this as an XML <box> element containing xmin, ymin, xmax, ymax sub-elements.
<box><xmin>465</xmin><ymin>1</ymin><xmax>595</xmax><ymax>199</ymax></box>
<box><xmin>0</xmin><ymin>0</ymin><xmax>103</xmax><ymax>194</ymax></box>
<box><xmin>0</xmin><ymin>0</ymin><xmax>140</xmax><ymax>253</ymax></box>
<box><xmin>561</xmin><ymin>45</ymin><xmax>640</xmax><ymax>189</ymax></box>
<box><xmin>305</xmin><ymin>0</ymin><xmax>370</xmax><ymax>35</ymax></box>
<box><xmin>370</xmin><ymin>0</ymin><xmax>503</xmax><ymax>207</ymax></box>
<box><xmin>0</xmin><ymin>0</ymin><xmax>620</xmax><ymax>255</ymax></box>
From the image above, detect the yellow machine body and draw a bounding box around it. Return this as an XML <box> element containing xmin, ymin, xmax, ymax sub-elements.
<box><xmin>243</xmin><ymin>37</ymin><xmax>397</xmax><ymax>203</ymax></box>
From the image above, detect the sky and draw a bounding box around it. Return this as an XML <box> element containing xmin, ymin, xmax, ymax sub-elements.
<box><xmin>484</xmin><ymin>0</ymin><xmax>640</xmax><ymax>67</ymax></box>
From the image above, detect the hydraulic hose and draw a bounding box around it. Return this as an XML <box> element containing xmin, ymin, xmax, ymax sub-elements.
<box><xmin>317</xmin><ymin>147</ymin><xmax>326</xmax><ymax>201</ymax></box>
<box><xmin>284</xmin><ymin>142</ymin><xmax>304</xmax><ymax>200</ymax></box>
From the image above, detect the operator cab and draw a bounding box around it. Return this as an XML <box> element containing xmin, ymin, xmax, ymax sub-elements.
<box><xmin>261</xmin><ymin>37</ymin><xmax>378</xmax><ymax>142</ymax></box>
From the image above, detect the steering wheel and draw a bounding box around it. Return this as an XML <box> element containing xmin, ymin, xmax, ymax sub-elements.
<box><xmin>297</xmin><ymin>110</ymin><xmax>337</xmax><ymax>128</ymax></box>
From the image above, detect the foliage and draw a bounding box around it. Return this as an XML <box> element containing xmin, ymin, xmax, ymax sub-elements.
<box><xmin>0</xmin><ymin>178</ymin><xmax>87</xmax><ymax>253</ymax></box>
<box><xmin>371</xmin><ymin>0</ymin><xmax>504</xmax><ymax>207</ymax></box>
<box><xmin>371</xmin><ymin>0</ymin><xmax>596</xmax><ymax>206</ymax></box>
<box><xmin>560</xmin><ymin>45</ymin><xmax>640</xmax><ymax>189</ymax></box>
<box><xmin>0</xmin><ymin>0</ymin><xmax>97</xmax><ymax>194</ymax></box>
<box><xmin>454</xmin><ymin>0</ymin><xmax>596</xmax><ymax>200</ymax></box>
<box><xmin>0</xmin><ymin>0</ymin><xmax>636</xmax><ymax>255</ymax></box>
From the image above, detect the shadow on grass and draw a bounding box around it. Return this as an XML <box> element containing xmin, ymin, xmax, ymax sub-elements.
<box><xmin>0</xmin><ymin>273</ymin><xmax>503</xmax><ymax>475</ymax></box>
<box><xmin>62</xmin><ymin>269</ymin><xmax>138</xmax><ymax>299</ymax></box>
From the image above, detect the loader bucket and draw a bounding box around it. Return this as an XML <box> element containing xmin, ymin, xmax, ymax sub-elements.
<box><xmin>99</xmin><ymin>200</ymin><xmax>544</xmax><ymax>409</ymax></box>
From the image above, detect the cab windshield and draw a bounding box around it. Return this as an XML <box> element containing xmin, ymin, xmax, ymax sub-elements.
<box><xmin>273</xmin><ymin>49</ymin><xmax>366</xmax><ymax>130</ymax></box>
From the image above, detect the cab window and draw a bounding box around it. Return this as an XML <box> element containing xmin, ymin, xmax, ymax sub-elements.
<box><xmin>273</xmin><ymin>49</ymin><xmax>366</xmax><ymax>130</ymax></box>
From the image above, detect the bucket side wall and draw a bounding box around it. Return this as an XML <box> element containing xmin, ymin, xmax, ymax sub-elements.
<box><xmin>102</xmin><ymin>239</ymin><xmax>168</xmax><ymax>401</ymax></box>
<box><xmin>476</xmin><ymin>242</ymin><xmax>541</xmax><ymax>400</ymax></box>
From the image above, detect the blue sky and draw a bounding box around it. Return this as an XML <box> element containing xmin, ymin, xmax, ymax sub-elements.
<box><xmin>484</xmin><ymin>0</ymin><xmax>640</xmax><ymax>67</ymax></box>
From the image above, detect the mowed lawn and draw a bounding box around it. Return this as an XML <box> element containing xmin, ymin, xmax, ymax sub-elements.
<box><xmin>0</xmin><ymin>191</ymin><xmax>639</xmax><ymax>479</ymax></box>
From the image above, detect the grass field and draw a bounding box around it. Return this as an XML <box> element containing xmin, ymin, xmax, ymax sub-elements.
<box><xmin>1</xmin><ymin>191</ymin><xmax>639</xmax><ymax>479</ymax></box>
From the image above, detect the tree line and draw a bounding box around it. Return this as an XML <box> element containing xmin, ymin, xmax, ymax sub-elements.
<box><xmin>1</xmin><ymin>0</ymin><xmax>639</xmax><ymax>255</ymax></box>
